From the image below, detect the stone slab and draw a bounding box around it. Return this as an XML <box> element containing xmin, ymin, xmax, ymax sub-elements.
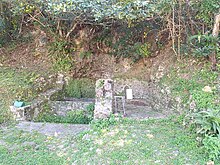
<box><xmin>15</xmin><ymin>121</ymin><xmax>90</xmax><ymax>137</ymax></box>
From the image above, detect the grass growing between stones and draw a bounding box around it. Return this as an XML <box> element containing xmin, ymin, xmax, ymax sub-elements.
<box><xmin>0</xmin><ymin>67</ymin><xmax>55</xmax><ymax>123</ymax></box>
<box><xmin>0</xmin><ymin>118</ymin><xmax>208</xmax><ymax>164</ymax></box>
<box><xmin>0</xmin><ymin>67</ymin><xmax>39</xmax><ymax>123</ymax></box>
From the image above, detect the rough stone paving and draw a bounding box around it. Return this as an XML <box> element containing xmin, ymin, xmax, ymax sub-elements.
<box><xmin>15</xmin><ymin>121</ymin><xmax>90</xmax><ymax>137</ymax></box>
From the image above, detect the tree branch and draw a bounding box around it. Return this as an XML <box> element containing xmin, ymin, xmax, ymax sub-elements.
<box><xmin>209</xmin><ymin>13</ymin><xmax>220</xmax><ymax>71</ymax></box>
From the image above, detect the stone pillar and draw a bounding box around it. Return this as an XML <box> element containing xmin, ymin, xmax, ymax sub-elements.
<box><xmin>94</xmin><ymin>79</ymin><xmax>113</xmax><ymax>119</ymax></box>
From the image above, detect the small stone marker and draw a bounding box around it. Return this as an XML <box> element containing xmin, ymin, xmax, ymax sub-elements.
<box><xmin>94</xmin><ymin>79</ymin><xmax>113</xmax><ymax>119</ymax></box>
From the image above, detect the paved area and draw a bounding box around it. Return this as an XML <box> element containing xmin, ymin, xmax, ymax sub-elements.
<box><xmin>116</xmin><ymin>99</ymin><xmax>168</xmax><ymax>119</ymax></box>
<box><xmin>15</xmin><ymin>99</ymin><xmax>169</xmax><ymax>137</ymax></box>
<box><xmin>15</xmin><ymin>122</ymin><xmax>90</xmax><ymax>137</ymax></box>
<box><xmin>125</xmin><ymin>104</ymin><xmax>167</xmax><ymax>119</ymax></box>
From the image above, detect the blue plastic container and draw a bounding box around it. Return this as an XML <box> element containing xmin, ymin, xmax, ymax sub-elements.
<box><xmin>14</xmin><ymin>101</ymin><xmax>25</xmax><ymax>108</ymax></box>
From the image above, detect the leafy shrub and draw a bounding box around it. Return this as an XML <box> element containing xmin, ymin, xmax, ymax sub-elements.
<box><xmin>65</xmin><ymin>110</ymin><xmax>90</xmax><ymax>124</ymax></box>
<box><xmin>191</xmin><ymin>109</ymin><xmax>220</xmax><ymax>137</ymax></box>
<box><xmin>36</xmin><ymin>109</ymin><xmax>91</xmax><ymax>124</ymax></box>
<box><xmin>80</xmin><ymin>79</ymin><xmax>96</xmax><ymax>98</ymax></box>
<box><xmin>112</xmin><ymin>30</ymin><xmax>152</xmax><ymax>62</ymax></box>
<box><xmin>85</xmin><ymin>103</ymin><xmax>95</xmax><ymax>121</ymax></box>
<box><xmin>49</xmin><ymin>40</ymin><xmax>75</xmax><ymax>72</ymax></box>
<box><xmin>195</xmin><ymin>0</ymin><xmax>220</xmax><ymax>27</ymax></box>
<box><xmin>91</xmin><ymin>115</ymin><xmax>118</xmax><ymax>131</ymax></box>
<box><xmin>189</xmin><ymin>34</ymin><xmax>219</xmax><ymax>57</ymax></box>
<box><xmin>35</xmin><ymin>102</ymin><xmax>94</xmax><ymax>124</ymax></box>
<box><xmin>203</xmin><ymin>136</ymin><xmax>220</xmax><ymax>162</ymax></box>
<box><xmin>65</xmin><ymin>79</ymin><xmax>81</xmax><ymax>98</ymax></box>
<box><xmin>65</xmin><ymin>79</ymin><xmax>95</xmax><ymax>98</ymax></box>
<box><xmin>191</xmin><ymin>90</ymin><xmax>217</xmax><ymax>109</ymax></box>
<box><xmin>0</xmin><ymin>1</ymin><xmax>20</xmax><ymax>46</ymax></box>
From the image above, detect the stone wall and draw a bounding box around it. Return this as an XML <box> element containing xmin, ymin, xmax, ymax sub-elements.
<box><xmin>49</xmin><ymin>99</ymin><xmax>94</xmax><ymax>116</ymax></box>
<box><xmin>114</xmin><ymin>78</ymin><xmax>150</xmax><ymax>99</ymax></box>
<box><xmin>10</xmin><ymin>74</ymin><xmax>65</xmax><ymax>121</ymax></box>
<box><xmin>114</xmin><ymin>78</ymin><xmax>175</xmax><ymax>114</ymax></box>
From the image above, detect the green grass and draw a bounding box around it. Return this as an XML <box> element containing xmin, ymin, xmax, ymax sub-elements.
<box><xmin>160</xmin><ymin>62</ymin><xmax>219</xmax><ymax>108</ymax></box>
<box><xmin>0</xmin><ymin>119</ymin><xmax>209</xmax><ymax>164</ymax></box>
<box><xmin>72</xmin><ymin>119</ymin><xmax>207</xmax><ymax>164</ymax></box>
<box><xmin>0</xmin><ymin>128</ymin><xmax>66</xmax><ymax>165</ymax></box>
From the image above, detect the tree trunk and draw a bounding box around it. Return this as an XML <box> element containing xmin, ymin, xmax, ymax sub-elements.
<box><xmin>210</xmin><ymin>13</ymin><xmax>220</xmax><ymax>71</ymax></box>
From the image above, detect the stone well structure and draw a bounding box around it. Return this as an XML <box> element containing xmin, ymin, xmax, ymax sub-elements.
<box><xmin>49</xmin><ymin>99</ymin><xmax>95</xmax><ymax>116</ymax></box>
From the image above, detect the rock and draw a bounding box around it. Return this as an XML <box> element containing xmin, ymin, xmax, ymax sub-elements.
<box><xmin>49</xmin><ymin>100</ymin><xmax>94</xmax><ymax>117</ymax></box>
<box><xmin>35</xmin><ymin>145</ymin><xmax>40</xmax><ymax>150</ymax></box>
<box><xmin>10</xmin><ymin>74</ymin><xmax>65</xmax><ymax>121</ymax></box>
<box><xmin>202</xmin><ymin>86</ymin><xmax>213</xmax><ymax>93</ymax></box>
<box><xmin>146</xmin><ymin>134</ymin><xmax>154</xmax><ymax>139</ymax></box>
<box><xmin>0</xmin><ymin>140</ymin><xmax>6</xmax><ymax>146</ymax></box>
<box><xmin>22</xmin><ymin>141</ymin><xmax>37</xmax><ymax>148</ymax></box>
<box><xmin>207</xmin><ymin>161</ymin><xmax>214</xmax><ymax>165</ymax></box>
<box><xmin>189</xmin><ymin>101</ymin><xmax>196</xmax><ymax>110</ymax></box>
<box><xmin>82</xmin><ymin>134</ymin><xmax>91</xmax><ymax>141</ymax></box>
<box><xmin>96</xmin><ymin>148</ymin><xmax>102</xmax><ymax>155</ymax></box>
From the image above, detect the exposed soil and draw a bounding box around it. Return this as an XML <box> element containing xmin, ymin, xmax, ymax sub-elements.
<box><xmin>113</xmin><ymin>42</ymin><xmax>176</xmax><ymax>81</ymax></box>
<box><xmin>0</xmin><ymin>42</ymin><xmax>53</xmax><ymax>75</ymax></box>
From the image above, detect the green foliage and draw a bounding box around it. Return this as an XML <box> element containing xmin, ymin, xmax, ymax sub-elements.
<box><xmin>0</xmin><ymin>129</ymin><xmax>67</xmax><ymax>164</ymax></box>
<box><xmin>119</xmin><ymin>42</ymin><xmax>151</xmax><ymax>62</ymax></box>
<box><xmin>36</xmin><ymin>102</ymin><xmax>94</xmax><ymax>124</ymax></box>
<box><xmin>162</xmin><ymin>62</ymin><xmax>220</xmax><ymax>164</ymax></box>
<box><xmin>112</xmin><ymin>32</ymin><xmax>152</xmax><ymax>61</ymax></box>
<box><xmin>0</xmin><ymin>1</ymin><xmax>20</xmax><ymax>46</ymax></box>
<box><xmin>161</xmin><ymin>63</ymin><xmax>220</xmax><ymax>152</ymax></box>
<box><xmin>90</xmin><ymin>115</ymin><xmax>118</xmax><ymax>131</ymax></box>
<box><xmin>65</xmin><ymin>79</ymin><xmax>95</xmax><ymax>98</ymax></box>
<box><xmin>203</xmin><ymin>136</ymin><xmax>220</xmax><ymax>162</ymax></box>
<box><xmin>97</xmin><ymin>79</ymin><xmax>104</xmax><ymax>88</ymax></box>
<box><xmin>189</xmin><ymin>34</ymin><xmax>220</xmax><ymax>57</ymax></box>
<box><xmin>44</xmin><ymin>0</ymin><xmax>158</xmax><ymax>23</ymax></box>
<box><xmin>1</xmin><ymin>0</ymin><xmax>219</xmax><ymax>56</ymax></box>
<box><xmin>49</xmin><ymin>40</ymin><xmax>75</xmax><ymax>72</ymax></box>
<box><xmin>85</xmin><ymin>103</ymin><xmax>95</xmax><ymax>121</ymax></box>
<box><xmin>36</xmin><ymin>109</ymin><xmax>91</xmax><ymax>124</ymax></box>
<box><xmin>195</xmin><ymin>67</ymin><xmax>218</xmax><ymax>83</ymax></box>
<box><xmin>65</xmin><ymin>79</ymin><xmax>81</xmax><ymax>98</ymax></box>
<box><xmin>191</xmin><ymin>90</ymin><xmax>217</xmax><ymax>109</ymax></box>
<box><xmin>164</xmin><ymin>63</ymin><xmax>218</xmax><ymax>106</ymax></box>
<box><xmin>66</xmin><ymin>110</ymin><xmax>91</xmax><ymax>124</ymax></box>
<box><xmin>192</xmin><ymin>109</ymin><xmax>220</xmax><ymax>137</ymax></box>
<box><xmin>0</xmin><ymin>67</ymin><xmax>41</xmax><ymax>123</ymax></box>
<box><xmin>73</xmin><ymin>118</ymin><xmax>207</xmax><ymax>164</ymax></box>
<box><xmin>195</xmin><ymin>0</ymin><xmax>220</xmax><ymax>27</ymax></box>
<box><xmin>0</xmin><ymin>118</ymin><xmax>207</xmax><ymax>164</ymax></box>
<box><xmin>91</xmin><ymin>22</ymin><xmax>153</xmax><ymax>61</ymax></box>
<box><xmin>135</xmin><ymin>43</ymin><xmax>151</xmax><ymax>57</ymax></box>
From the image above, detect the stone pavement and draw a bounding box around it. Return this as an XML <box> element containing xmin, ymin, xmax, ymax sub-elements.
<box><xmin>15</xmin><ymin>122</ymin><xmax>90</xmax><ymax>137</ymax></box>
